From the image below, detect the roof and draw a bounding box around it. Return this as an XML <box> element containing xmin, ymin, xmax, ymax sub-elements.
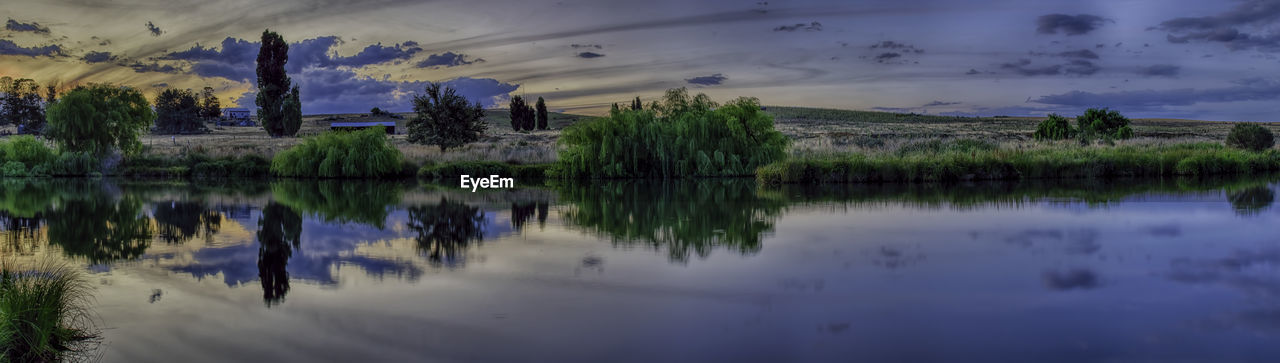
<box><xmin>224</xmin><ymin>108</ymin><xmax>250</xmax><ymax>112</ymax></box>
<box><xmin>331</xmin><ymin>122</ymin><xmax>395</xmax><ymax>127</ymax></box>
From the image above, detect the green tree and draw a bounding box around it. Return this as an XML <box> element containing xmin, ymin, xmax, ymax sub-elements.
<box><xmin>154</xmin><ymin>88</ymin><xmax>203</xmax><ymax>134</ymax></box>
<box><xmin>1225</xmin><ymin>123</ymin><xmax>1275</xmax><ymax>151</ymax></box>
<box><xmin>0</xmin><ymin>77</ymin><xmax>47</xmax><ymax>134</ymax></box>
<box><xmin>535</xmin><ymin>96</ymin><xmax>548</xmax><ymax>130</ymax></box>
<box><xmin>509</xmin><ymin>95</ymin><xmax>534</xmax><ymax>131</ymax></box>
<box><xmin>1033</xmin><ymin>113</ymin><xmax>1075</xmax><ymax>141</ymax></box>
<box><xmin>407</xmin><ymin>83</ymin><xmax>487</xmax><ymax>151</ymax></box>
<box><xmin>198</xmin><ymin>86</ymin><xmax>221</xmax><ymax>119</ymax></box>
<box><xmin>255</xmin><ymin>29</ymin><xmax>299</xmax><ymax>137</ymax></box>
<box><xmin>45</xmin><ymin>84</ymin><xmax>155</xmax><ymax>156</ymax></box>
<box><xmin>1076</xmin><ymin>108</ymin><xmax>1134</xmax><ymax>140</ymax></box>
<box><xmin>631</xmin><ymin>96</ymin><xmax>642</xmax><ymax>110</ymax></box>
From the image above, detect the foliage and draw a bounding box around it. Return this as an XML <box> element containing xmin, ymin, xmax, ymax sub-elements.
<box><xmin>1075</xmin><ymin>108</ymin><xmax>1134</xmax><ymax>140</ymax></box>
<box><xmin>117</xmin><ymin>153</ymin><xmax>268</xmax><ymax>178</ymax></box>
<box><xmin>1225</xmin><ymin>123</ymin><xmax>1275</xmax><ymax>151</ymax></box>
<box><xmin>370</xmin><ymin>107</ymin><xmax>388</xmax><ymax>116</ymax></box>
<box><xmin>407</xmin><ymin>197</ymin><xmax>486</xmax><ymax>267</ymax></box>
<box><xmin>0</xmin><ymin>77</ymin><xmax>47</xmax><ymax>134</ymax></box>
<box><xmin>0</xmin><ymin>135</ymin><xmax>55</xmax><ymax>169</ymax></box>
<box><xmin>895</xmin><ymin>138</ymin><xmax>997</xmax><ymax>156</ymax></box>
<box><xmin>554</xmin><ymin>89</ymin><xmax>789</xmax><ymax>178</ymax></box>
<box><xmin>407</xmin><ymin>83</ymin><xmax>487</xmax><ymax>151</ymax></box>
<box><xmin>154</xmin><ymin>88</ymin><xmax>205</xmax><ymax>134</ymax></box>
<box><xmin>256</xmin><ymin>29</ymin><xmax>301</xmax><ymax>137</ymax></box>
<box><xmin>757</xmin><ymin>142</ymin><xmax>1280</xmax><ymax>184</ymax></box>
<box><xmin>0</xmin><ymin>260</ymin><xmax>98</xmax><ymax>362</ymax></box>
<box><xmin>631</xmin><ymin>96</ymin><xmax>642</xmax><ymax>111</ymax></box>
<box><xmin>1034</xmin><ymin>113</ymin><xmax>1076</xmax><ymax>141</ymax></box>
<box><xmin>509</xmin><ymin>95</ymin><xmax>535</xmax><ymax>131</ymax></box>
<box><xmin>2</xmin><ymin>161</ymin><xmax>26</xmax><ymax>178</ymax></box>
<box><xmin>271</xmin><ymin>180</ymin><xmax>405</xmax><ymax>229</ymax></box>
<box><xmin>46</xmin><ymin>194</ymin><xmax>154</xmax><ymax>264</ymax></box>
<box><xmin>45</xmin><ymin>151</ymin><xmax>98</xmax><ymax>176</ymax></box>
<box><xmin>45</xmin><ymin>83</ymin><xmax>155</xmax><ymax>156</ymax></box>
<box><xmin>199</xmin><ymin>86</ymin><xmax>221</xmax><ymax>119</ymax></box>
<box><xmin>270</xmin><ymin>126</ymin><xmax>404</xmax><ymax>178</ymax></box>
<box><xmin>535</xmin><ymin>97</ymin><xmax>548</xmax><ymax>130</ymax></box>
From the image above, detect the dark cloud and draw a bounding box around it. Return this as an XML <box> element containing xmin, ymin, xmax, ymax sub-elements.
<box><xmin>332</xmin><ymin>42</ymin><xmax>422</xmax><ymax>67</ymax></box>
<box><xmin>0</xmin><ymin>39</ymin><xmax>63</xmax><ymax>57</ymax></box>
<box><xmin>1135</xmin><ymin>64</ymin><xmax>1181</xmax><ymax>77</ymax></box>
<box><xmin>685</xmin><ymin>73</ymin><xmax>727</xmax><ymax>86</ymax></box>
<box><xmin>869</xmin><ymin>41</ymin><xmax>924</xmax><ymax>53</ymax></box>
<box><xmin>1001</xmin><ymin>59</ymin><xmax>1061</xmax><ymax>76</ymax></box>
<box><xmin>415</xmin><ymin>51</ymin><xmax>482</xmax><ymax>68</ymax></box>
<box><xmin>922</xmin><ymin>101</ymin><xmax>961</xmax><ymax>107</ymax></box>
<box><xmin>1036</xmin><ymin>13</ymin><xmax>1110</xmax><ymax>35</ymax></box>
<box><xmin>965</xmin><ymin>68</ymin><xmax>981</xmax><ymax>75</ymax></box>
<box><xmin>577</xmin><ymin>52</ymin><xmax>605</xmax><ymax>59</ymax></box>
<box><xmin>145</xmin><ymin>21</ymin><xmax>163</xmax><ymax>36</ymax></box>
<box><xmin>1043</xmin><ymin>268</ymin><xmax>1099</xmax><ymax>290</ymax></box>
<box><xmin>1157</xmin><ymin>0</ymin><xmax>1280</xmax><ymax>51</ymax></box>
<box><xmin>129</xmin><ymin>62</ymin><xmax>182</xmax><ymax>74</ymax></box>
<box><xmin>236</xmin><ymin>68</ymin><xmax>518</xmax><ymax>114</ymax></box>
<box><xmin>164</xmin><ymin>36</ymin><xmax>419</xmax><ymax>82</ymax></box>
<box><xmin>1064</xmin><ymin>59</ymin><xmax>1101</xmax><ymax>76</ymax></box>
<box><xmin>874</xmin><ymin>52</ymin><xmax>901</xmax><ymax>63</ymax></box>
<box><xmin>1057</xmin><ymin>49</ymin><xmax>1099</xmax><ymax>59</ymax></box>
<box><xmin>570</xmin><ymin>44</ymin><xmax>602</xmax><ymax>49</ymax></box>
<box><xmin>773</xmin><ymin>21</ymin><xmax>823</xmax><ymax>32</ymax></box>
<box><xmin>5</xmin><ymin>19</ymin><xmax>50</xmax><ymax>34</ymax></box>
<box><xmin>1033</xmin><ymin>78</ymin><xmax>1280</xmax><ymax>107</ymax></box>
<box><xmin>81</xmin><ymin>51</ymin><xmax>116</xmax><ymax>63</ymax></box>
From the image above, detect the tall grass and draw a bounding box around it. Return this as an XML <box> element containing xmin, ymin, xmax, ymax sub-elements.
<box><xmin>0</xmin><ymin>260</ymin><xmax>98</xmax><ymax>362</ymax></box>
<box><xmin>553</xmin><ymin>90</ymin><xmax>789</xmax><ymax>178</ymax></box>
<box><xmin>271</xmin><ymin>126</ymin><xmax>406</xmax><ymax>178</ymax></box>
<box><xmin>758</xmin><ymin>141</ymin><xmax>1280</xmax><ymax>184</ymax></box>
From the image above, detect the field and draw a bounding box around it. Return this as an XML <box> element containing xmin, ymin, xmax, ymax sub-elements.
<box><xmin>10</xmin><ymin>106</ymin><xmax>1274</xmax><ymax>165</ymax></box>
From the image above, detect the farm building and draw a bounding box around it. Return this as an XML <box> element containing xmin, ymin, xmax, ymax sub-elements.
<box><xmin>331</xmin><ymin>121</ymin><xmax>396</xmax><ymax>134</ymax></box>
<box><xmin>223</xmin><ymin>108</ymin><xmax>251</xmax><ymax>120</ymax></box>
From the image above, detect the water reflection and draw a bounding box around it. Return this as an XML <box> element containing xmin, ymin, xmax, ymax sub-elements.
<box><xmin>271</xmin><ymin>180</ymin><xmax>406</xmax><ymax>229</ymax></box>
<box><xmin>153</xmin><ymin>200</ymin><xmax>223</xmax><ymax>244</ymax></box>
<box><xmin>556</xmin><ymin>180</ymin><xmax>787</xmax><ymax>262</ymax></box>
<box><xmin>46</xmin><ymin>195</ymin><xmax>154</xmax><ymax>264</ymax></box>
<box><xmin>407</xmin><ymin>197</ymin><xmax>487</xmax><ymax>267</ymax></box>
<box><xmin>1228</xmin><ymin>186</ymin><xmax>1275</xmax><ymax>216</ymax></box>
<box><xmin>257</xmin><ymin>202</ymin><xmax>302</xmax><ymax>305</ymax></box>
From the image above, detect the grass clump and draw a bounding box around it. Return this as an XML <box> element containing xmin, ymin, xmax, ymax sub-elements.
<box><xmin>1</xmin><ymin>260</ymin><xmax>98</xmax><ymax>362</ymax></box>
<box><xmin>1225</xmin><ymin>123</ymin><xmax>1275</xmax><ymax>151</ymax></box>
<box><xmin>271</xmin><ymin>126</ymin><xmax>405</xmax><ymax>178</ymax></box>
<box><xmin>758</xmin><ymin>142</ymin><xmax>1280</xmax><ymax>184</ymax></box>
<box><xmin>553</xmin><ymin>88</ymin><xmax>788</xmax><ymax>179</ymax></box>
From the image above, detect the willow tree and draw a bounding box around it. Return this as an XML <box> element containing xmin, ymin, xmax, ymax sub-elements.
<box><xmin>45</xmin><ymin>84</ymin><xmax>155</xmax><ymax>156</ymax></box>
<box><xmin>256</xmin><ymin>29</ymin><xmax>300</xmax><ymax>137</ymax></box>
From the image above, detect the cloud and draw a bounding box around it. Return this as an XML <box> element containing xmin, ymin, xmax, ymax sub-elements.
<box><xmin>1001</xmin><ymin>59</ymin><xmax>1061</xmax><ymax>76</ymax></box>
<box><xmin>965</xmin><ymin>68</ymin><xmax>981</xmax><ymax>75</ymax></box>
<box><xmin>869</xmin><ymin>41</ymin><xmax>924</xmax><ymax>53</ymax></box>
<box><xmin>129</xmin><ymin>62</ymin><xmax>182</xmax><ymax>74</ymax></box>
<box><xmin>0</xmin><ymin>39</ymin><xmax>63</xmax><ymax>57</ymax></box>
<box><xmin>1135</xmin><ymin>64</ymin><xmax>1181</xmax><ymax>77</ymax></box>
<box><xmin>570</xmin><ymin>44</ymin><xmax>602</xmax><ymax>49</ymax></box>
<box><xmin>81</xmin><ymin>51</ymin><xmax>116</xmax><ymax>63</ymax></box>
<box><xmin>685</xmin><ymin>73</ymin><xmax>727</xmax><ymax>86</ymax></box>
<box><xmin>773</xmin><ymin>21</ymin><xmax>822</xmax><ymax>32</ymax></box>
<box><xmin>1043</xmin><ymin>268</ymin><xmax>1099</xmax><ymax>290</ymax></box>
<box><xmin>576</xmin><ymin>51</ymin><xmax>605</xmax><ymax>59</ymax></box>
<box><xmin>145</xmin><ymin>21</ymin><xmax>163</xmax><ymax>36</ymax></box>
<box><xmin>1033</xmin><ymin>78</ymin><xmax>1280</xmax><ymax>107</ymax></box>
<box><xmin>874</xmin><ymin>52</ymin><xmax>902</xmax><ymax>63</ymax></box>
<box><xmin>331</xmin><ymin>41</ymin><xmax>422</xmax><ymax>67</ymax></box>
<box><xmin>236</xmin><ymin>68</ymin><xmax>518</xmax><ymax>114</ymax></box>
<box><xmin>1056</xmin><ymin>49</ymin><xmax>1099</xmax><ymax>59</ymax></box>
<box><xmin>163</xmin><ymin>36</ymin><xmax>418</xmax><ymax>82</ymax></box>
<box><xmin>415</xmin><ymin>51</ymin><xmax>482</xmax><ymax>68</ymax></box>
<box><xmin>5</xmin><ymin>19</ymin><xmax>50</xmax><ymax>34</ymax></box>
<box><xmin>922</xmin><ymin>101</ymin><xmax>961</xmax><ymax>107</ymax></box>
<box><xmin>1064</xmin><ymin>59</ymin><xmax>1101</xmax><ymax>76</ymax></box>
<box><xmin>1157</xmin><ymin>0</ymin><xmax>1280</xmax><ymax>51</ymax></box>
<box><xmin>1036</xmin><ymin>13</ymin><xmax>1110</xmax><ymax>35</ymax></box>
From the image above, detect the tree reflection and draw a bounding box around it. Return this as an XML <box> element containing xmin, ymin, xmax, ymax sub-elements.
<box><xmin>407</xmin><ymin>198</ymin><xmax>486</xmax><ymax>267</ymax></box>
<box><xmin>0</xmin><ymin>211</ymin><xmax>42</xmax><ymax>256</ymax></box>
<box><xmin>153</xmin><ymin>200</ymin><xmax>223</xmax><ymax>244</ymax></box>
<box><xmin>46</xmin><ymin>196</ymin><xmax>154</xmax><ymax>264</ymax></box>
<box><xmin>257</xmin><ymin>202</ymin><xmax>301</xmax><ymax>306</ymax></box>
<box><xmin>1228</xmin><ymin>186</ymin><xmax>1275</xmax><ymax>216</ymax></box>
<box><xmin>556</xmin><ymin>180</ymin><xmax>787</xmax><ymax>263</ymax></box>
<box><xmin>270</xmin><ymin>180</ymin><xmax>405</xmax><ymax>229</ymax></box>
<box><xmin>511</xmin><ymin>201</ymin><xmax>550</xmax><ymax>231</ymax></box>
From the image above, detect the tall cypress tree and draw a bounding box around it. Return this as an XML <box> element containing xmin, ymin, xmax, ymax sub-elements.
<box><xmin>509</xmin><ymin>95</ymin><xmax>533</xmax><ymax>131</ymax></box>
<box><xmin>631</xmin><ymin>96</ymin><xmax>642</xmax><ymax>110</ymax></box>
<box><xmin>535</xmin><ymin>97</ymin><xmax>548</xmax><ymax>130</ymax></box>
<box><xmin>256</xmin><ymin>29</ymin><xmax>299</xmax><ymax>137</ymax></box>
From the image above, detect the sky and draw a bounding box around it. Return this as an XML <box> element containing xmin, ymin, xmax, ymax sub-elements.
<box><xmin>1</xmin><ymin>0</ymin><xmax>1279</xmax><ymax>120</ymax></box>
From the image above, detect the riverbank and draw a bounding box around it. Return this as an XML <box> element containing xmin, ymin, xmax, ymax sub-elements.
<box><xmin>757</xmin><ymin>141</ymin><xmax>1280</xmax><ymax>184</ymax></box>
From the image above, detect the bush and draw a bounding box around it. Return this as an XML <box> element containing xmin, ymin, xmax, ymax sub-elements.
<box><xmin>1</xmin><ymin>135</ymin><xmax>56</xmax><ymax>168</ymax></box>
<box><xmin>1034</xmin><ymin>114</ymin><xmax>1075</xmax><ymax>141</ymax></box>
<box><xmin>1076</xmin><ymin>108</ymin><xmax>1134</xmax><ymax>140</ymax></box>
<box><xmin>554</xmin><ymin>88</ymin><xmax>788</xmax><ymax>179</ymax></box>
<box><xmin>1225</xmin><ymin>123</ymin><xmax>1275</xmax><ymax>151</ymax></box>
<box><xmin>271</xmin><ymin>126</ymin><xmax>404</xmax><ymax>178</ymax></box>
<box><xmin>2</xmin><ymin>161</ymin><xmax>27</xmax><ymax>177</ymax></box>
<box><xmin>0</xmin><ymin>261</ymin><xmax>97</xmax><ymax>362</ymax></box>
<box><xmin>45</xmin><ymin>151</ymin><xmax>98</xmax><ymax>176</ymax></box>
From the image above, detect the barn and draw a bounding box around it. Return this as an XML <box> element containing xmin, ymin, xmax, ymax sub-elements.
<box><xmin>223</xmin><ymin>108</ymin><xmax>251</xmax><ymax>120</ymax></box>
<box><xmin>331</xmin><ymin>121</ymin><xmax>396</xmax><ymax>134</ymax></box>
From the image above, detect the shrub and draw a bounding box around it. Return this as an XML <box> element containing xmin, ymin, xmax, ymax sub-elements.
<box><xmin>1225</xmin><ymin>123</ymin><xmax>1275</xmax><ymax>151</ymax></box>
<box><xmin>2</xmin><ymin>161</ymin><xmax>27</xmax><ymax>177</ymax></box>
<box><xmin>0</xmin><ymin>135</ymin><xmax>56</xmax><ymax>169</ymax></box>
<box><xmin>554</xmin><ymin>89</ymin><xmax>788</xmax><ymax>179</ymax></box>
<box><xmin>1033</xmin><ymin>114</ymin><xmax>1075</xmax><ymax>141</ymax></box>
<box><xmin>271</xmin><ymin>126</ymin><xmax>404</xmax><ymax>178</ymax></box>
<box><xmin>45</xmin><ymin>151</ymin><xmax>98</xmax><ymax>176</ymax></box>
<box><xmin>1076</xmin><ymin>108</ymin><xmax>1134</xmax><ymax>140</ymax></box>
<box><xmin>0</xmin><ymin>261</ymin><xmax>97</xmax><ymax>362</ymax></box>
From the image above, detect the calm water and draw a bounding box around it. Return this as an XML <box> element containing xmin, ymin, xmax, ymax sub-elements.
<box><xmin>3</xmin><ymin>177</ymin><xmax>1280</xmax><ymax>362</ymax></box>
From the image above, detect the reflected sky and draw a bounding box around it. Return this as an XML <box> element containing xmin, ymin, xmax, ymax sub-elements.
<box><xmin>3</xmin><ymin>177</ymin><xmax>1280</xmax><ymax>362</ymax></box>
